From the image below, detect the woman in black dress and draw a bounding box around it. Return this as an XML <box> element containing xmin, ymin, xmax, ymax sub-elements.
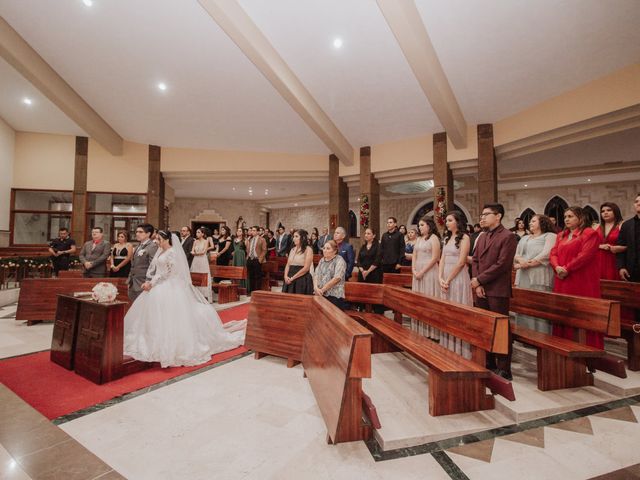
<box><xmin>215</xmin><ymin>226</ymin><xmax>233</xmax><ymax>266</ymax></box>
<box><xmin>282</xmin><ymin>229</ymin><xmax>314</xmax><ymax>295</ymax></box>
<box><xmin>110</xmin><ymin>230</ymin><xmax>133</xmax><ymax>278</ymax></box>
<box><xmin>356</xmin><ymin>228</ymin><xmax>382</xmax><ymax>284</ymax></box>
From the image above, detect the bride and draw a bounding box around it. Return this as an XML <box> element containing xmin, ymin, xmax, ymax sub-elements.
<box><xmin>124</xmin><ymin>230</ymin><xmax>246</xmax><ymax>368</ymax></box>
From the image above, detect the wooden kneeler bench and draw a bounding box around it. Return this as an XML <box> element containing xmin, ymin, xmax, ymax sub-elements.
<box><xmin>210</xmin><ymin>265</ymin><xmax>246</xmax><ymax>304</ymax></box>
<box><xmin>349</xmin><ymin>311</ymin><xmax>493</xmax><ymax>416</ymax></box>
<box><xmin>511</xmin><ymin>287</ymin><xmax>622</xmax><ymax>390</ymax></box>
<box><xmin>601</xmin><ymin>279</ymin><xmax>640</xmax><ymax>371</ymax></box>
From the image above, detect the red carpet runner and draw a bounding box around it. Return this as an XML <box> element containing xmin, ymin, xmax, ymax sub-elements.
<box><xmin>0</xmin><ymin>303</ymin><xmax>250</xmax><ymax>420</ymax></box>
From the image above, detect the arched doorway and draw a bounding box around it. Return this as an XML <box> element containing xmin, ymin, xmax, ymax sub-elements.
<box><xmin>544</xmin><ymin>196</ymin><xmax>569</xmax><ymax>229</ymax></box>
<box><xmin>583</xmin><ymin>205</ymin><xmax>599</xmax><ymax>226</ymax></box>
<box><xmin>519</xmin><ymin>208</ymin><xmax>536</xmax><ymax>230</ymax></box>
<box><xmin>410</xmin><ymin>201</ymin><xmax>469</xmax><ymax>226</ymax></box>
<box><xmin>348</xmin><ymin>210</ymin><xmax>358</xmax><ymax>238</ymax></box>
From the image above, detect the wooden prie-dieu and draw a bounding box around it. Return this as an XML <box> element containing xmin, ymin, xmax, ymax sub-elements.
<box><xmin>600</xmin><ymin>279</ymin><xmax>640</xmax><ymax>370</ymax></box>
<box><xmin>51</xmin><ymin>294</ymin><xmax>149</xmax><ymax>384</ymax></box>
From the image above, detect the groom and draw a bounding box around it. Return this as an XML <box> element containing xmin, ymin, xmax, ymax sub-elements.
<box><xmin>128</xmin><ymin>223</ymin><xmax>158</xmax><ymax>302</ymax></box>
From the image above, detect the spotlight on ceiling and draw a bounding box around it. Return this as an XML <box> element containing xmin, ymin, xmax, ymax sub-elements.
<box><xmin>333</xmin><ymin>37</ymin><xmax>343</xmax><ymax>49</ymax></box>
<box><xmin>157</xmin><ymin>82</ymin><xmax>167</xmax><ymax>91</ymax></box>
<box><xmin>22</xmin><ymin>97</ymin><xmax>33</xmax><ymax>105</ymax></box>
<box><xmin>82</xmin><ymin>0</ymin><xmax>93</xmax><ymax>6</ymax></box>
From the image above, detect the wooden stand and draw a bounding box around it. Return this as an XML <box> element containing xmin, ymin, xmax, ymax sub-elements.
<box><xmin>217</xmin><ymin>284</ymin><xmax>239</xmax><ymax>304</ymax></box>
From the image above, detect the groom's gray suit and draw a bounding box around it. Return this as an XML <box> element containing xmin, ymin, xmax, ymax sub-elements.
<box><xmin>128</xmin><ymin>239</ymin><xmax>158</xmax><ymax>302</ymax></box>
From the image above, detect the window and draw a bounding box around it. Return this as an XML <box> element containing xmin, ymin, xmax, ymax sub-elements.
<box><xmin>544</xmin><ymin>196</ymin><xmax>569</xmax><ymax>229</ymax></box>
<box><xmin>10</xmin><ymin>189</ymin><xmax>72</xmax><ymax>245</ymax></box>
<box><xmin>583</xmin><ymin>205</ymin><xmax>599</xmax><ymax>227</ymax></box>
<box><xmin>87</xmin><ymin>192</ymin><xmax>147</xmax><ymax>243</ymax></box>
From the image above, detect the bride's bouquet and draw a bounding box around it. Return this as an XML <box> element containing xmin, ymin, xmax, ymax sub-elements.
<box><xmin>91</xmin><ymin>282</ymin><xmax>118</xmax><ymax>303</ymax></box>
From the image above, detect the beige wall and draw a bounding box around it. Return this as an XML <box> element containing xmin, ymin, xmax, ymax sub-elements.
<box><xmin>87</xmin><ymin>139</ymin><xmax>148</xmax><ymax>192</ymax></box>
<box><xmin>13</xmin><ymin>132</ymin><xmax>75</xmax><ymax>190</ymax></box>
<box><xmin>0</xmin><ymin>118</ymin><xmax>15</xmax><ymax>244</ymax></box>
<box><xmin>168</xmin><ymin>198</ymin><xmax>266</xmax><ymax>232</ymax></box>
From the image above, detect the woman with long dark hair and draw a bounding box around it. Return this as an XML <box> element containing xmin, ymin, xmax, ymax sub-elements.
<box><xmin>282</xmin><ymin>229</ymin><xmax>314</xmax><ymax>294</ymax></box>
<box><xmin>215</xmin><ymin>225</ymin><xmax>233</xmax><ymax>266</ymax></box>
<box><xmin>550</xmin><ymin>206</ymin><xmax>602</xmax><ymax>347</ymax></box>
<box><xmin>597</xmin><ymin>202</ymin><xmax>624</xmax><ymax>280</ymax></box>
<box><xmin>412</xmin><ymin>216</ymin><xmax>441</xmax><ymax>339</ymax></box>
<box><xmin>190</xmin><ymin>227</ymin><xmax>213</xmax><ymax>302</ymax></box>
<box><xmin>438</xmin><ymin>211</ymin><xmax>472</xmax><ymax>357</ymax></box>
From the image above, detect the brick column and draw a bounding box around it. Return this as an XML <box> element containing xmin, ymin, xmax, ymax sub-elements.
<box><xmin>432</xmin><ymin>132</ymin><xmax>453</xmax><ymax>230</ymax></box>
<box><xmin>359</xmin><ymin>146</ymin><xmax>379</xmax><ymax>236</ymax></box>
<box><xmin>147</xmin><ymin>145</ymin><xmax>165</xmax><ymax>229</ymax></box>
<box><xmin>329</xmin><ymin>154</ymin><xmax>349</xmax><ymax>234</ymax></box>
<box><xmin>71</xmin><ymin>136</ymin><xmax>88</xmax><ymax>243</ymax></box>
<box><xmin>477</xmin><ymin>124</ymin><xmax>497</xmax><ymax>209</ymax></box>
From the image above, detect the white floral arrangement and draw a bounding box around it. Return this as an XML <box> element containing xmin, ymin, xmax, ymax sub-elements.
<box><xmin>91</xmin><ymin>282</ymin><xmax>118</xmax><ymax>303</ymax></box>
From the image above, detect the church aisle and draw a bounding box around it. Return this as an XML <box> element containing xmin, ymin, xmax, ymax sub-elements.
<box><xmin>0</xmin><ymin>303</ymin><xmax>53</xmax><ymax>360</ymax></box>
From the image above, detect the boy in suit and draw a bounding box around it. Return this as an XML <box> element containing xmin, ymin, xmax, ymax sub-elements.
<box><xmin>471</xmin><ymin>203</ymin><xmax>518</xmax><ymax>380</ymax></box>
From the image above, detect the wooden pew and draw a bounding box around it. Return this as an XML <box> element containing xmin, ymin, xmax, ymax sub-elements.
<box><xmin>210</xmin><ymin>265</ymin><xmax>246</xmax><ymax>303</ymax></box>
<box><xmin>16</xmin><ymin>278</ymin><xmax>128</xmax><ymax>325</ymax></box>
<box><xmin>350</xmin><ymin>285</ymin><xmax>511</xmax><ymax>415</ymax></box>
<box><xmin>382</xmin><ymin>272</ymin><xmax>412</xmax><ymax>288</ymax></box>
<box><xmin>510</xmin><ymin>287</ymin><xmax>621</xmax><ymax>390</ymax></box>
<box><xmin>261</xmin><ymin>261</ymin><xmax>278</xmax><ymax>291</ymax></box>
<box><xmin>601</xmin><ymin>279</ymin><xmax>640</xmax><ymax>370</ymax></box>
<box><xmin>245</xmin><ymin>291</ymin><xmax>375</xmax><ymax>443</ymax></box>
<box><xmin>303</xmin><ymin>296</ymin><xmax>372</xmax><ymax>443</ymax></box>
<box><xmin>58</xmin><ymin>270</ymin><xmax>83</xmax><ymax>278</ymax></box>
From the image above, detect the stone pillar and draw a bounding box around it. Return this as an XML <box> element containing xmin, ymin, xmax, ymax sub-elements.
<box><xmin>432</xmin><ymin>132</ymin><xmax>453</xmax><ymax>230</ymax></box>
<box><xmin>477</xmin><ymin>124</ymin><xmax>497</xmax><ymax>210</ymax></box>
<box><xmin>71</xmin><ymin>136</ymin><xmax>88</xmax><ymax>243</ymax></box>
<box><xmin>358</xmin><ymin>146</ymin><xmax>380</xmax><ymax>236</ymax></box>
<box><xmin>147</xmin><ymin>145</ymin><xmax>165</xmax><ymax>229</ymax></box>
<box><xmin>328</xmin><ymin>154</ymin><xmax>349</xmax><ymax>234</ymax></box>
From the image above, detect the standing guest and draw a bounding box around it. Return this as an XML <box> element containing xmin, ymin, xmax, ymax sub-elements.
<box><xmin>380</xmin><ymin>217</ymin><xmax>405</xmax><ymax>275</ymax></box>
<box><xmin>245</xmin><ymin>226</ymin><xmax>267</xmax><ymax>294</ymax></box>
<box><xmin>617</xmin><ymin>193</ymin><xmax>640</xmax><ymax>282</ymax></box>
<box><xmin>191</xmin><ymin>228</ymin><xmax>212</xmax><ymax>303</ymax></box>
<box><xmin>469</xmin><ymin>223</ymin><xmax>482</xmax><ymax>252</ymax></box>
<box><xmin>439</xmin><ymin>212</ymin><xmax>473</xmax><ymax>358</ymax></box>
<box><xmin>550</xmin><ymin>206</ymin><xmax>602</xmax><ymax>348</ymax></box>
<box><xmin>215</xmin><ymin>226</ymin><xmax>233</xmax><ymax>267</ymax></box>
<box><xmin>318</xmin><ymin>228</ymin><xmax>330</xmax><ymax>249</ymax></box>
<box><xmin>211</xmin><ymin>228</ymin><xmax>220</xmax><ymax>250</ymax></box>
<box><xmin>79</xmin><ymin>227</ymin><xmax>111</xmax><ymax>278</ymax></box>
<box><xmin>357</xmin><ymin>228</ymin><xmax>382</xmax><ymax>285</ymax></box>
<box><xmin>232</xmin><ymin>228</ymin><xmax>248</xmax><ymax>292</ymax></box>
<box><xmin>312</xmin><ymin>227</ymin><xmax>320</xmax><ymax>239</ymax></box>
<box><xmin>179</xmin><ymin>226</ymin><xmax>195</xmax><ymax>268</ymax></box>
<box><xmin>550</xmin><ymin>217</ymin><xmax>562</xmax><ymax>234</ymax></box>
<box><xmin>128</xmin><ymin>223</ymin><xmax>158</xmax><ymax>302</ymax></box>
<box><xmin>282</xmin><ymin>229</ymin><xmax>314</xmax><ymax>295</ymax></box>
<box><xmin>109</xmin><ymin>231</ymin><xmax>133</xmax><ymax>278</ymax></box>
<box><xmin>265</xmin><ymin>229</ymin><xmax>277</xmax><ymax>258</ymax></box>
<box><xmin>310</xmin><ymin>231</ymin><xmax>320</xmax><ymax>254</ymax></box>
<box><xmin>314</xmin><ymin>240</ymin><xmax>349</xmax><ymax>310</ymax></box>
<box><xmin>471</xmin><ymin>204</ymin><xmax>518</xmax><ymax>379</ymax></box>
<box><xmin>402</xmin><ymin>228</ymin><xmax>417</xmax><ymax>266</ymax></box>
<box><xmin>413</xmin><ymin>217</ymin><xmax>441</xmax><ymax>339</ymax></box>
<box><xmin>511</xmin><ymin>218</ymin><xmax>530</xmax><ymax>241</ymax></box>
<box><xmin>48</xmin><ymin>227</ymin><xmax>76</xmax><ymax>276</ymax></box>
<box><xmin>333</xmin><ymin>226</ymin><xmax>355</xmax><ymax>281</ymax></box>
<box><xmin>513</xmin><ymin>214</ymin><xmax>557</xmax><ymax>333</ymax></box>
<box><xmin>598</xmin><ymin>202</ymin><xmax>624</xmax><ymax>280</ymax></box>
<box><xmin>399</xmin><ymin>224</ymin><xmax>408</xmax><ymax>240</ymax></box>
<box><xmin>276</xmin><ymin>226</ymin><xmax>291</xmax><ymax>257</ymax></box>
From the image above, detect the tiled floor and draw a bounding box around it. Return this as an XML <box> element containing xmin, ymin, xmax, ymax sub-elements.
<box><xmin>2</xmin><ymin>293</ymin><xmax>640</xmax><ymax>479</ymax></box>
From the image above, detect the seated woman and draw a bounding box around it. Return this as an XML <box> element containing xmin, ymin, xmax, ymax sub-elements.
<box><xmin>313</xmin><ymin>240</ymin><xmax>349</xmax><ymax>310</ymax></box>
<box><xmin>282</xmin><ymin>229</ymin><xmax>314</xmax><ymax>295</ymax></box>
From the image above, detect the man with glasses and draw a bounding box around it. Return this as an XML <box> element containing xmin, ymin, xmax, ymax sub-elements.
<box><xmin>128</xmin><ymin>223</ymin><xmax>158</xmax><ymax>302</ymax></box>
<box><xmin>471</xmin><ymin>204</ymin><xmax>517</xmax><ymax>380</ymax></box>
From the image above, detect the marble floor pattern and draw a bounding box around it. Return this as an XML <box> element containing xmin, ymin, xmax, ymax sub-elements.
<box><xmin>3</xmin><ymin>295</ymin><xmax>640</xmax><ymax>479</ymax></box>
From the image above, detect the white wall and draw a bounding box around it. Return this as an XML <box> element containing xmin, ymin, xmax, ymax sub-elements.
<box><xmin>0</xmin><ymin>118</ymin><xmax>15</xmax><ymax>246</ymax></box>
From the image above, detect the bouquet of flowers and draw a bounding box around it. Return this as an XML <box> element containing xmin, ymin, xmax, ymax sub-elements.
<box><xmin>434</xmin><ymin>187</ymin><xmax>447</xmax><ymax>227</ymax></box>
<box><xmin>91</xmin><ymin>282</ymin><xmax>118</xmax><ymax>303</ymax></box>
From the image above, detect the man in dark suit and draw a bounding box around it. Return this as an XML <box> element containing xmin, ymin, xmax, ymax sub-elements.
<box><xmin>180</xmin><ymin>226</ymin><xmax>195</xmax><ymax>268</ymax></box>
<box><xmin>246</xmin><ymin>225</ymin><xmax>267</xmax><ymax>294</ymax></box>
<box><xmin>617</xmin><ymin>193</ymin><xmax>640</xmax><ymax>283</ymax></box>
<box><xmin>318</xmin><ymin>227</ymin><xmax>330</xmax><ymax>249</ymax></box>
<box><xmin>471</xmin><ymin>203</ymin><xmax>518</xmax><ymax>380</ymax></box>
<box><xmin>379</xmin><ymin>217</ymin><xmax>405</xmax><ymax>274</ymax></box>
<box><xmin>276</xmin><ymin>226</ymin><xmax>291</xmax><ymax>257</ymax></box>
<box><xmin>333</xmin><ymin>226</ymin><xmax>355</xmax><ymax>280</ymax></box>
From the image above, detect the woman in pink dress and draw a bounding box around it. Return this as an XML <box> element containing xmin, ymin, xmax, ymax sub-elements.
<box><xmin>597</xmin><ymin>202</ymin><xmax>624</xmax><ymax>280</ymax></box>
<box><xmin>412</xmin><ymin>216</ymin><xmax>441</xmax><ymax>339</ymax></box>
<box><xmin>549</xmin><ymin>206</ymin><xmax>602</xmax><ymax>348</ymax></box>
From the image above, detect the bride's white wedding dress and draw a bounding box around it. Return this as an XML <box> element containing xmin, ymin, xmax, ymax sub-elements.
<box><xmin>124</xmin><ymin>234</ymin><xmax>246</xmax><ymax>368</ymax></box>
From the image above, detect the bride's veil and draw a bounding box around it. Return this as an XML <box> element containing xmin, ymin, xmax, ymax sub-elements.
<box><xmin>171</xmin><ymin>233</ymin><xmax>210</xmax><ymax>305</ymax></box>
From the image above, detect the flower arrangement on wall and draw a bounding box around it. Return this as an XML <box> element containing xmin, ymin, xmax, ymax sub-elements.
<box><xmin>359</xmin><ymin>194</ymin><xmax>370</xmax><ymax>228</ymax></box>
<box><xmin>434</xmin><ymin>187</ymin><xmax>447</xmax><ymax>227</ymax></box>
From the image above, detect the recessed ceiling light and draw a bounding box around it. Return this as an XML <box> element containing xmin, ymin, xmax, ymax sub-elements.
<box><xmin>524</xmin><ymin>184</ymin><xmax>528</xmax><ymax>187</ymax></box>
<box><xmin>294</xmin><ymin>203</ymin><xmax>298</xmax><ymax>207</ymax></box>
<box><xmin>587</xmin><ymin>178</ymin><xmax>591</xmax><ymax>182</ymax></box>
<box><xmin>232</xmin><ymin>187</ymin><xmax>236</xmax><ymax>191</ymax></box>
<box><xmin>157</xmin><ymin>82</ymin><xmax>167</xmax><ymax>91</ymax></box>
<box><xmin>22</xmin><ymin>97</ymin><xmax>32</xmax><ymax>105</ymax></box>
<box><xmin>82</xmin><ymin>0</ymin><xmax>93</xmax><ymax>6</ymax></box>
<box><xmin>333</xmin><ymin>37</ymin><xmax>343</xmax><ymax>49</ymax></box>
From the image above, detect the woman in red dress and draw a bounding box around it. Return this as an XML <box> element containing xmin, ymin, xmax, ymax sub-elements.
<box><xmin>597</xmin><ymin>202</ymin><xmax>624</xmax><ymax>280</ymax></box>
<box><xmin>549</xmin><ymin>206</ymin><xmax>602</xmax><ymax>348</ymax></box>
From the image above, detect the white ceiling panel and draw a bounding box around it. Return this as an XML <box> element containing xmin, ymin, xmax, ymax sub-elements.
<box><xmin>239</xmin><ymin>0</ymin><xmax>443</xmax><ymax>147</ymax></box>
<box><xmin>416</xmin><ymin>0</ymin><xmax>640</xmax><ymax>124</ymax></box>
<box><xmin>0</xmin><ymin>57</ymin><xmax>85</xmax><ymax>136</ymax></box>
<box><xmin>0</xmin><ymin>0</ymin><xmax>328</xmax><ymax>154</ymax></box>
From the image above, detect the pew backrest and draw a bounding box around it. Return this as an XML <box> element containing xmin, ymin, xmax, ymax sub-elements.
<box><xmin>382</xmin><ymin>273</ymin><xmax>412</xmax><ymax>288</ymax></box>
<box><xmin>344</xmin><ymin>282</ymin><xmax>385</xmax><ymax>306</ymax></box>
<box><xmin>600</xmin><ymin>280</ymin><xmax>640</xmax><ymax>322</ymax></box>
<box><xmin>511</xmin><ymin>287</ymin><xmax>620</xmax><ymax>336</ymax></box>
<box><xmin>210</xmin><ymin>264</ymin><xmax>246</xmax><ymax>280</ymax></box>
